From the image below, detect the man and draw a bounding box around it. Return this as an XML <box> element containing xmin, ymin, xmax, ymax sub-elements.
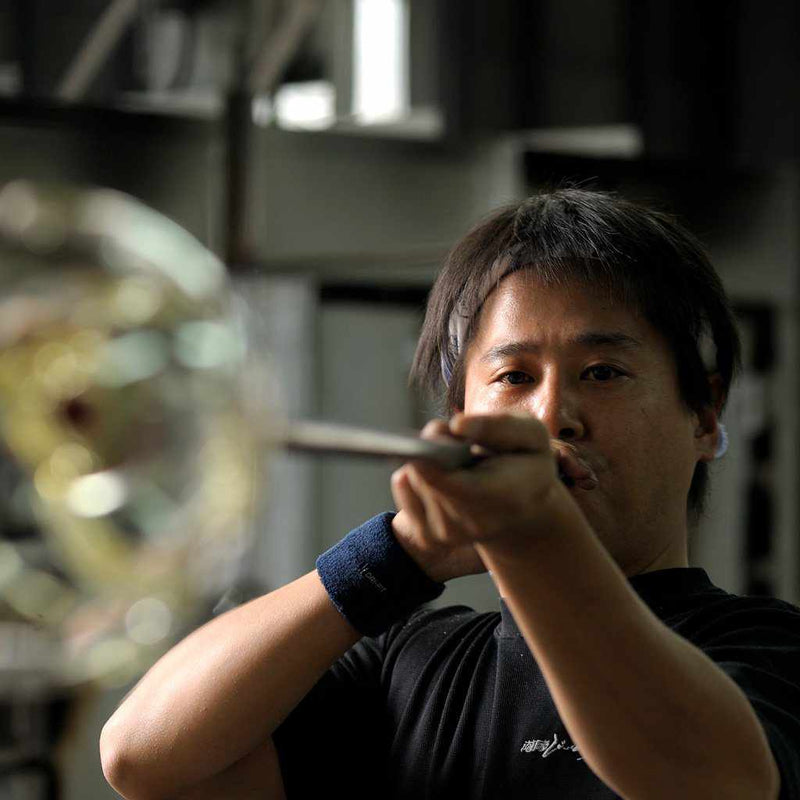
<box><xmin>100</xmin><ymin>190</ymin><xmax>800</xmax><ymax>799</ymax></box>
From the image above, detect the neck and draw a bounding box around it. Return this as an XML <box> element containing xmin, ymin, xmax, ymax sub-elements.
<box><xmin>623</xmin><ymin>531</ymin><xmax>689</xmax><ymax>577</ymax></box>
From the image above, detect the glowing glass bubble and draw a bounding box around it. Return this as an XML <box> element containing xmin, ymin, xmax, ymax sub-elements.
<box><xmin>0</xmin><ymin>182</ymin><xmax>258</xmax><ymax>689</ymax></box>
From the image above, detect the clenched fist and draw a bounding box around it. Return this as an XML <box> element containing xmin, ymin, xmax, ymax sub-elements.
<box><xmin>391</xmin><ymin>413</ymin><xmax>597</xmax><ymax>583</ymax></box>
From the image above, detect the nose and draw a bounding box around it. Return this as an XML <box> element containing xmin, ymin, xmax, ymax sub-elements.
<box><xmin>532</xmin><ymin>372</ymin><xmax>585</xmax><ymax>441</ymax></box>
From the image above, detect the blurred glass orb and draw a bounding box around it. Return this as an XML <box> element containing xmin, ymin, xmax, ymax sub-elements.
<box><xmin>0</xmin><ymin>182</ymin><xmax>258</xmax><ymax>690</ymax></box>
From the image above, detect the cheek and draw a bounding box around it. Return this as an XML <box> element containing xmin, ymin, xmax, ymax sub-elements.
<box><xmin>594</xmin><ymin>404</ymin><xmax>681</xmax><ymax>467</ymax></box>
<box><xmin>463</xmin><ymin>392</ymin><xmax>494</xmax><ymax>414</ymax></box>
<box><xmin>462</xmin><ymin>382</ymin><xmax>477</xmax><ymax>413</ymax></box>
<box><xmin>620</xmin><ymin>405</ymin><xmax>698</xmax><ymax>474</ymax></box>
<box><xmin>463</xmin><ymin>384</ymin><xmax>522</xmax><ymax>416</ymax></box>
<box><xmin>463</xmin><ymin>376</ymin><xmax>494</xmax><ymax>414</ymax></box>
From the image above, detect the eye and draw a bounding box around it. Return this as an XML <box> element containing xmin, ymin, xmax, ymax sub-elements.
<box><xmin>498</xmin><ymin>370</ymin><xmax>532</xmax><ymax>385</ymax></box>
<box><xmin>582</xmin><ymin>364</ymin><xmax>624</xmax><ymax>382</ymax></box>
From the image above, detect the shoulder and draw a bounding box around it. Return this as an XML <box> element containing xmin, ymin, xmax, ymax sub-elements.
<box><xmin>668</xmin><ymin>589</ymin><xmax>800</xmax><ymax>648</ymax></box>
<box><xmin>377</xmin><ymin>604</ymin><xmax>500</xmax><ymax>676</ymax></box>
<box><xmin>329</xmin><ymin>604</ymin><xmax>497</xmax><ymax>681</ymax></box>
<box><xmin>633</xmin><ymin>568</ymin><xmax>800</xmax><ymax>647</ymax></box>
<box><xmin>665</xmin><ymin>589</ymin><xmax>800</xmax><ymax>707</ymax></box>
<box><xmin>391</xmin><ymin>603</ymin><xmax>499</xmax><ymax>641</ymax></box>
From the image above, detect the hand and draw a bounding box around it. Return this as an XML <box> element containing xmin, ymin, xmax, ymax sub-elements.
<box><xmin>391</xmin><ymin>418</ymin><xmax>487</xmax><ymax>583</ymax></box>
<box><xmin>390</xmin><ymin>413</ymin><xmax>597</xmax><ymax>580</ymax></box>
<box><xmin>392</xmin><ymin>506</ymin><xmax>487</xmax><ymax>584</ymax></box>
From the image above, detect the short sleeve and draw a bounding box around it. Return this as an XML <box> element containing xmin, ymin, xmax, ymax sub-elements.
<box><xmin>272</xmin><ymin>633</ymin><xmax>390</xmax><ymax>798</ymax></box>
<box><xmin>687</xmin><ymin>598</ymin><xmax>800</xmax><ymax>799</ymax></box>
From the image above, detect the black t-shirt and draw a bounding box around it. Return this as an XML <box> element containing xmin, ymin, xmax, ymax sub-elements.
<box><xmin>275</xmin><ymin>568</ymin><xmax>800</xmax><ymax>798</ymax></box>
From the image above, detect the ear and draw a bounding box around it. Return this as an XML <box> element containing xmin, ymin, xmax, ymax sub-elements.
<box><xmin>694</xmin><ymin>373</ymin><xmax>725</xmax><ymax>463</ymax></box>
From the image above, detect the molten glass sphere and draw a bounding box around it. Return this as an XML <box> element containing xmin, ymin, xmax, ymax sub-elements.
<box><xmin>0</xmin><ymin>182</ymin><xmax>257</xmax><ymax>690</ymax></box>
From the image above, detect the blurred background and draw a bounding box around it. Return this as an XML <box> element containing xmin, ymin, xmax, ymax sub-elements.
<box><xmin>0</xmin><ymin>0</ymin><xmax>798</xmax><ymax>796</ymax></box>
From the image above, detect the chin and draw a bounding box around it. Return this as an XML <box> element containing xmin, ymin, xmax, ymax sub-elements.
<box><xmin>570</xmin><ymin>496</ymin><xmax>622</xmax><ymax>555</ymax></box>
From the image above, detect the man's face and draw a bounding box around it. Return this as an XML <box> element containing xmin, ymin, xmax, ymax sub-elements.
<box><xmin>461</xmin><ymin>271</ymin><xmax>718</xmax><ymax>575</ymax></box>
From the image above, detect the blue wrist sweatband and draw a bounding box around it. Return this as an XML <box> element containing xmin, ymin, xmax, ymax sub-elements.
<box><xmin>316</xmin><ymin>512</ymin><xmax>445</xmax><ymax>637</ymax></box>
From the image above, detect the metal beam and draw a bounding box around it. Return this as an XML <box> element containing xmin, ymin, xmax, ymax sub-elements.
<box><xmin>57</xmin><ymin>0</ymin><xmax>140</xmax><ymax>103</ymax></box>
<box><xmin>248</xmin><ymin>0</ymin><xmax>324</xmax><ymax>96</ymax></box>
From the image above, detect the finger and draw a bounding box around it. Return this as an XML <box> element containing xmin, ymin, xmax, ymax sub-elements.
<box><xmin>407</xmin><ymin>458</ymin><xmax>471</xmax><ymax>501</ymax></box>
<box><xmin>405</xmin><ymin>463</ymin><xmax>464</xmax><ymax>544</ymax></box>
<box><xmin>449</xmin><ymin>412</ymin><xmax>550</xmax><ymax>454</ymax></box>
<box><xmin>551</xmin><ymin>442</ymin><xmax>598</xmax><ymax>490</ymax></box>
<box><xmin>391</xmin><ymin>466</ymin><xmax>428</xmax><ymax>527</ymax></box>
<box><xmin>420</xmin><ymin>418</ymin><xmax>453</xmax><ymax>440</ymax></box>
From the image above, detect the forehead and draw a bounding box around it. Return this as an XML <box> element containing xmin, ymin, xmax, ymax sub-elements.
<box><xmin>469</xmin><ymin>271</ymin><xmax>658</xmax><ymax>351</ymax></box>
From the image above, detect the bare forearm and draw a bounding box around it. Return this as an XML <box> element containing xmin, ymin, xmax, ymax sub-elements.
<box><xmin>100</xmin><ymin>571</ymin><xmax>359</xmax><ymax>800</ymax></box>
<box><xmin>477</xmin><ymin>503</ymin><xmax>778</xmax><ymax>799</ymax></box>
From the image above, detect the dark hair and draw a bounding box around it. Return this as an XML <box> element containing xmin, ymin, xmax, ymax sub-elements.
<box><xmin>411</xmin><ymin>189</ymin><xmax>741</xmax><ymax>519</ymax></box>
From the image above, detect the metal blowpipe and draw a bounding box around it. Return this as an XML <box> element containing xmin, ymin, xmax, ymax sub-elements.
<box><xmin>280</xmin><ymin>420</ymin><xmax>575</xmax><ymax>484</ymax></box>
<box><xmin>278</xmin><ymin>420</ymin><xmax>480</xmax><ymax>470</ymax></box>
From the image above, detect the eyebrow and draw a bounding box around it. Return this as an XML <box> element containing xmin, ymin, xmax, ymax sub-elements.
<box><xmin>479</xmin><ymin>331</ymin><xmax>643</xmax><ymax>364</ymax></box>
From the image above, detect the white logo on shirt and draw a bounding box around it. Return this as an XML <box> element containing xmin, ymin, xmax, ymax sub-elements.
<box><xmin>520</xmin><ymin>733</ymin><xmax>582</xmax><ymax>761</ymax></box>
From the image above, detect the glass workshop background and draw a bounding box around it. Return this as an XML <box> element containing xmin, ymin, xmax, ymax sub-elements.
<box><xmin>0</xmin><ymin>1</ymin><xmax>798</xmax><ymax>797</ymax></box>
